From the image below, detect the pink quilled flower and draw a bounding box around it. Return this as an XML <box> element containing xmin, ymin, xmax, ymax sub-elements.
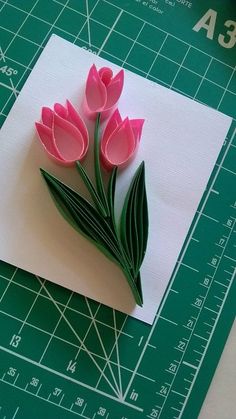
<box><xmin>100</xmin><ymin>109</ymin><xmax>144</xmax><ymax>170</ymax></box>
<box><xmin>83</xmin><ymin>64</ymin><xmax>124</xmax><ymax>120</ymax></box>
<box><xmin>35</xmin><ymin>100</ymin><xmax>89</xmax><ymax>166</ymax></box>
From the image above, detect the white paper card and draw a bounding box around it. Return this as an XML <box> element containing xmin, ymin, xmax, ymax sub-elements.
<box><xmin>0</xmin><ymin>35</ymin><xmax>231</xmax><ymax>324</ymax></box>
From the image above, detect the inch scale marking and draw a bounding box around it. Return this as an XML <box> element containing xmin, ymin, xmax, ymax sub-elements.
<box><xmin>0</xmin><ymin>356</ymin><xmax>132</xmax><ymax>418</ymax></box>
<box><xmin>1</xmin><ymin>374</ymin><xmax>92</xmax><ymax>419</ymax></box>
<box><xmin>158</xmin><ymin>224</ymin><xmax>236</xmax><ymax>418</ymax></box>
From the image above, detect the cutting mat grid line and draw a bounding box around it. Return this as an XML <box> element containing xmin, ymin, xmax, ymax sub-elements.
<box><xmin>0</xmin><ymin>1</ymin><xmax>236</xmax><ymax>418</ymax></box>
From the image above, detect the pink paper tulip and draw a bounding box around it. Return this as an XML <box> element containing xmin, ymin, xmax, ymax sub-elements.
<box><xmin>83</xmin><ymin>64</ymin><xmax>124</xmax><ymax>120</ymax></box>
<box><xmin>100</xmin><ymin>109</ymin><xmax>144</xmax><ymax>170</ymax></box>
<box><xmin>35</xmin><ymin>100</ymin><xmax>89</xmax><ymax>166</ymax></box>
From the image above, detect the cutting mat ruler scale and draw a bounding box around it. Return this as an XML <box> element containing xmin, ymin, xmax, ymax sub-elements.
<box><xmin>0</xmin><ymin>1</ymin><xmax>235</xmax><ymax>418</ymax></box>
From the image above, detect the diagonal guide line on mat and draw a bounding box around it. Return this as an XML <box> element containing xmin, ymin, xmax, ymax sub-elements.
<box><xmin>12</xmin><ymin>406</ymin><xmax>19</xmax><ymax>419</ymax></box>
<box><xmin>38</xmin><ymin>291</ymin><xmax>74</xmax><ymax>364</ymax></box>
<box><xmin>53</xmin><ymin>0</ymin><xmax>99</xmax><ymax>47</ymax></box>
<box><xmin>37</xmin><ymin>276</ymin><xmax>120</xmax><ymax>397</ymax></box>
<box><xmin>0</xmin><ymin>0</ymin><xmax>7</xmax><ymax>13</ymax></box>
<box><xmin>85</xmin><ymin>297</ymin><xmax>121</xmax><ymax>397</ymax></box>
<box><xmin>0</xmin><ymin>268</ymin><xmax>18</xmax><ymax>304</ymax></box>
<box><xmin>17</xmin><ymin>279</ymin><xmax>46</xmax><ymax>335</ymax></box>
<box><xmin>217</xmin><ymin>66</ymin><xmax>236</xmax><ymax>110</ymax></box>
<box><xmin>94</xmin><ymin>313</ymin><xmax>128</xmax><ymax>394</ymax></box>
<box><xmin>0</xmin><ymin>81</ymin><xmax>19</xmax><ymax>94</ymax></box>
<box><xmin>0</xmin><ymin>46</ymin><xmax>5</xmax><ymax>62</ymax></box>
<box><xmin>85</xmin><ymin>0</ymin><xmax>91</xmax><ymax>47</ymax></box>
<box><xmin>97</xmin><ymin>9</ymin><xmax>123</xmax><ymax>55</ymax></box>
<box><xmin>74</xmin><ymin>303</ymin><xmax>101</xmax><ymax>362</ymax></box>
<box><xmin>112</xmin><ymin>308</ymin><xmax>123</xmax><ymax>398</ymax></box>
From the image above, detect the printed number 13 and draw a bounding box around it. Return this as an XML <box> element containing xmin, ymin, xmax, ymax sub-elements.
<box><xmin>193</xmin><ymin>9</ymin><xmax>236</xmax><ymax>49</ymax></box>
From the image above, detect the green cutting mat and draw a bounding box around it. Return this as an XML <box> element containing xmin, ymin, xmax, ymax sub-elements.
<box><xmin>0</xmin><ymin>1</ymin><xmax>235</xmax><ymax>418</ymax></box>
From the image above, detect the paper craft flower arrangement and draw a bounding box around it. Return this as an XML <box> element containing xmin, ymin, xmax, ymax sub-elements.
<box><xmin>35</xmin><ymin>64</ymin><xmax>148</xmax><ymax>306</ymax></box>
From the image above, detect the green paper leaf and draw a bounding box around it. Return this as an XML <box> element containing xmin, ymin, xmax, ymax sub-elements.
<box><xmin>120</xmin><ymin>161</ymin><xmax>149</xmax><ymax>277</ymax></box>
<box><xmin>107</xmin><ymin>166</ymin><xmax>132</xmax><ymax>273</ymax></box>
<box><xmin>121</xmin><ymin>268</ymin><xmax>143</xmax><ymax>307</ymax></box>
<box><xmin>40</xmin><ymin>169</ymin><xmax>122</xmax><ymax>266</ymax></box>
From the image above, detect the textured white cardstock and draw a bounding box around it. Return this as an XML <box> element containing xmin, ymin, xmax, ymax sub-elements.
<box><xmin>0</xmin><ymin>35</ymin><xmax>232</xmax><ymax>324</ymax></box>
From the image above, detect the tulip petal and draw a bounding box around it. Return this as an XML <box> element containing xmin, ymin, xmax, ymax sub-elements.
<box><xmin>85</xmin><ymin>64</ymin><xmax>107</xmax><ymax>112</ymax></box>
<box><xmin>101</xmin><ymin>109</ymin><xmax>122</xmax><ymax>155</ymax></box>
<box><xmin>103</xmin><ymin>118</ymin><xmax>136</xmax><ymax>168</ymax></box>
<box><xmin>35</xmin><ymin>122</ymin><xmax>66</xmax><ymax>163</ymax></box>
<box><xmin>54</xmin><ymin>103</ymin><xmax>68</xmax><ymax>119</ymax></box>
<box><xmin>53</xmin><ymin>114</ymin><xmax>86</xmax><ymax>162</ymax></box>
<box><xmin>105</xmin><ymin>69</ymin><xmax>124</xmax><ymax>110</ymax></box>
<box><xmin>41</xmin><ymin>107</ymin><xmax>53</xmax><ymax>128</ymax></box>
<box><xmin>66</xmin><ymin>100</ymin><xmax>89</xmax><ymax>159</ymax></box>
<box><xmin>98</xmin><ymin>67</ymin><xmax>113</xmax><ymax>86</ymax></box>
<box><xmin>130</xmin><ymin>119</ymin><xmax>145</xmax><ymax>145</ymax></box>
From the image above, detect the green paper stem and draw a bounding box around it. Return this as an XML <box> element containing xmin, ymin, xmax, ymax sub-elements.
<box><xmin>94</xmin><ymin>113</ymin><xmax>110</xmax><ymax>217</ymax></box>
<box><xmin>107</xmin><ymin>166</ymin><xmax>117</xmax><ymax>228</ymax></box>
